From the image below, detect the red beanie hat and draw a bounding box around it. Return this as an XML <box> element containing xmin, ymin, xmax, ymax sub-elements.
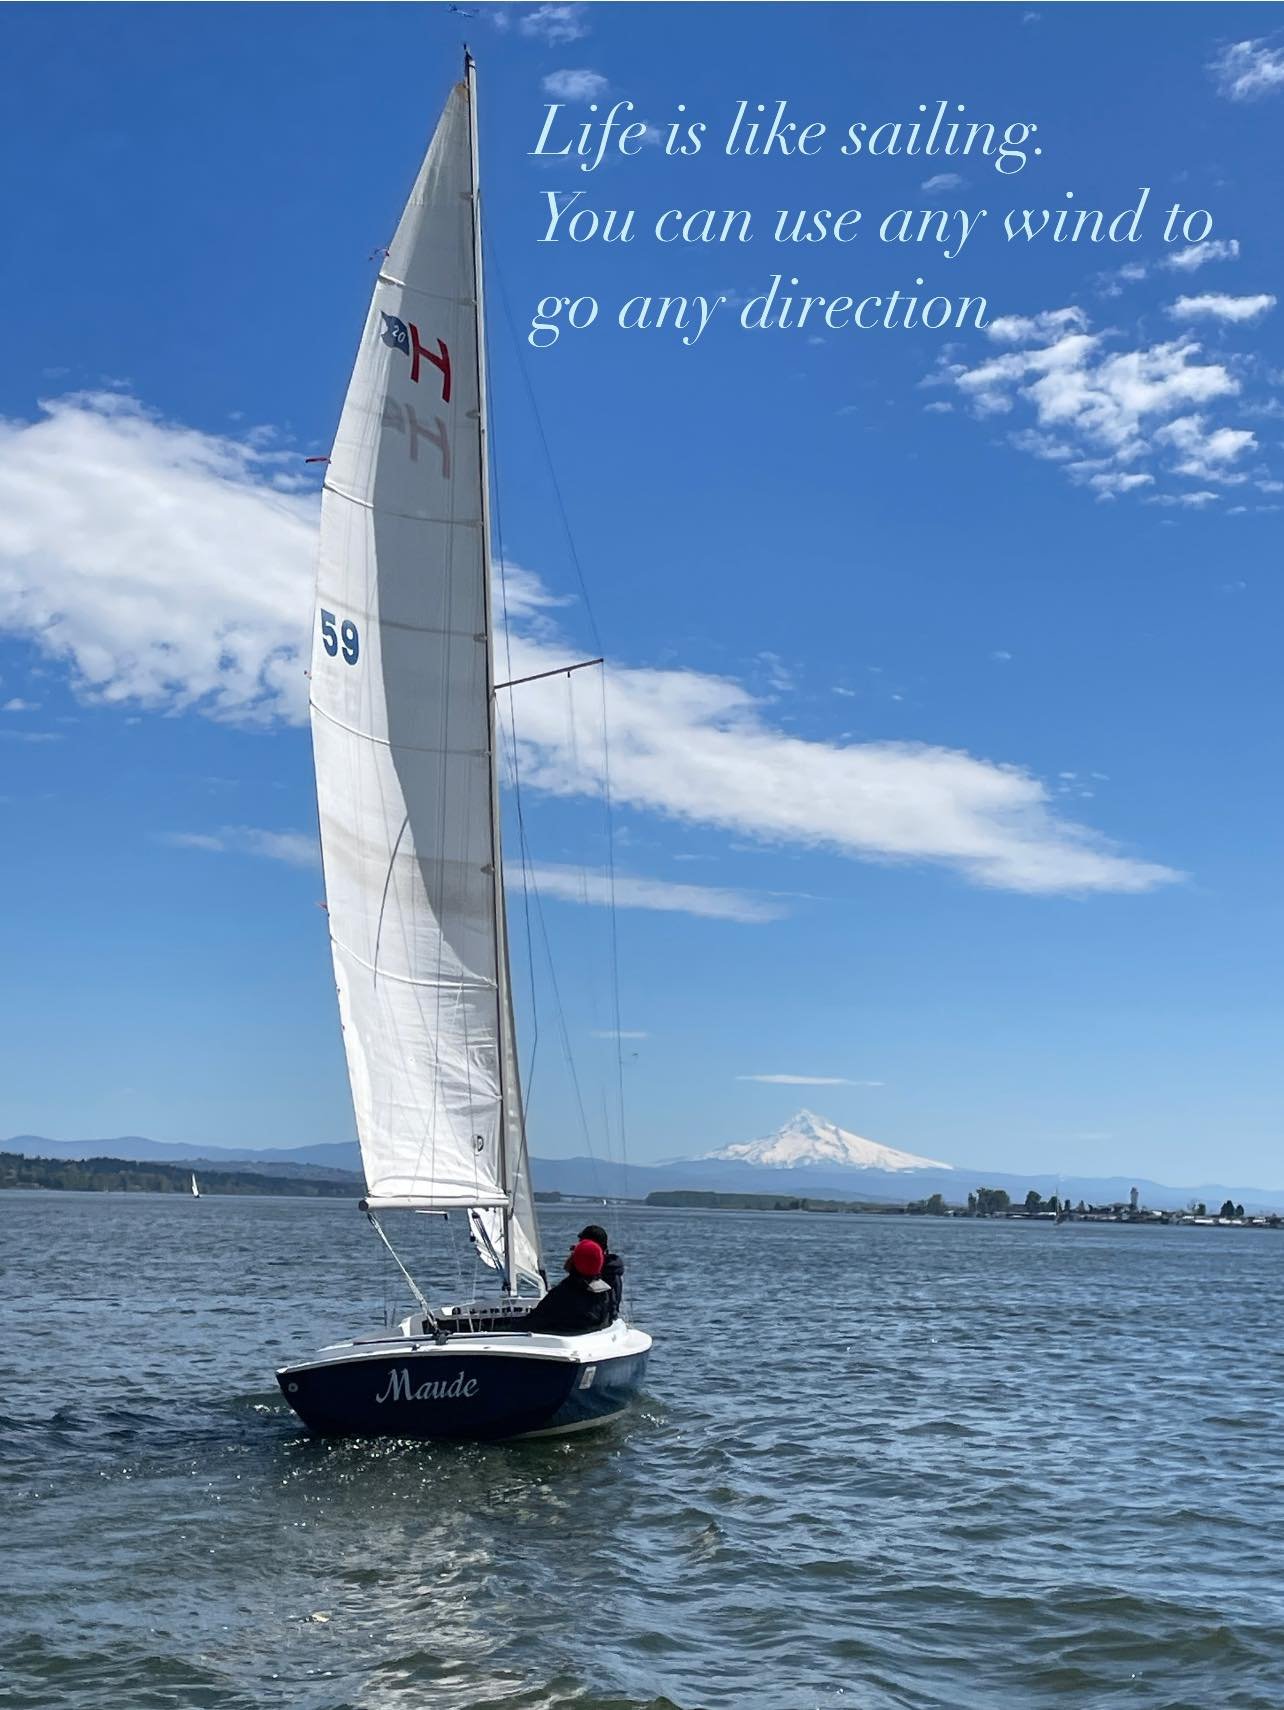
<box><xmin>569</xmin><ymin>1238</ymin><xmax>605</xmax><ymax>1279</ymax></box>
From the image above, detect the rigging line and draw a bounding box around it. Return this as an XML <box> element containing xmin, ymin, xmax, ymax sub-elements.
<box><xmin>367</xmin><ymin>1212</ymin><xmax>433</xmax><ymax>1321</ymax></box>
<box><xmin>491</xmin><ymin>250</ymin><xmax>625</xmax><ymax>1194</ymax></box>
<box><xmin>516</xmin><ymin>820</ymin><xmax>599</xmax><ymax>1175</ymax></box>
<box><xmin>492</xmin><ymin>266</ymin><xmax>604</xmax><ymax>655</ymax></box>
<box><xmin>599</xmin><ymin>661</ymin><xmax>631</xmax><ymax>1202</ymax></box>
<box><xmin>488</xmin><ymin>247</ymin><xmax>618</xmax><ymax>1197</ymax></box>
<box><xmin>483</xmin><ymin>230</ymin><xmax>541</xmax><ymax>1121</ymax></box>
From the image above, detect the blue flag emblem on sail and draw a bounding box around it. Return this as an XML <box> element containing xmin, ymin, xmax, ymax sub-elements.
<box><xmin>381</xmin><ymin>313</ymin><xmax>410</xmax><ymax>355</ymax></box>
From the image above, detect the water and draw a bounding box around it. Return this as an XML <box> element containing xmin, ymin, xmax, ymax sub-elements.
<box><xmin>3</xmin><ymin>1193</ymin><xmax>1283</xmax><ymax>1710</ymax></box>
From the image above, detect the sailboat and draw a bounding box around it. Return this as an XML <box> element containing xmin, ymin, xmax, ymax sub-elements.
<box><xmin>276</xmin><ymin>56</ymin><xmax>651</xmax><ymax>1441</ymax></box>
<box><xmin>190</xmin><ymin>1172</ymin><xmax>200</xmax><ymax>1198</ymax></box>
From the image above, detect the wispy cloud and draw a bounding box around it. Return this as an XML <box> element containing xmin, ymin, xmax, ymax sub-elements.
<box><xmin>591</xmin><ymin>1028</ymin><xmax>649</xmax><ymax>1040</ymax></box>
<box><xmin>0</xmin><ymin>392</ymin><xmax>1182</xmax><ymax>898</ymax></box>
<box><xmin>1156</xmin><ymin>414</ymin><xmax>1256</xmax><ymax>482</ymax></box>
<box><xmin>162</xmin><ymin>827</ymin><xmax>319</xmax><ymax>868</ymax></box>
<box><xmin>1146</xmin><ymin>490</ymin><xmax>1220</xmax><ymax>509</ymax></box>
<box><xmin>985</xmin><ymin>307</ymin><xmax>1088</xmax><ymax>345</ymax></box>
<box><xmin>921</xmin><ymin>172</ymin><xmax>966</xmax><ymax>193</ymax></box>
<box><xmin>1162</xmin><ymin>238</ymin><xmax>1241</xmax><ymax>273</ymax></box>
<box><xmin>518</xmin><ymin>4</ymin><xmax>588</xmax><ymax>43</ymax></box>
<box><xmin>736</xmin><ymin>1074</ymin><xmax>884</xmax><ymax>1086</ymax></box>
<box><xmin>2</xmin><ymin>696</ymin><xmax>38</xmax><ymax>711</ymax></box>
<box><xmin>541</xmin><ymin>68</ymin><xmax>608</xmax><ymax>101</ymax></box>
<box><xmin>1078</xmin><ymin>468</ymin><xmax>1153</xmax><ymax>499</ymax></box>
<box><xmin>527</xmin><ymin>864</ymin><xmax>784</xmax><ymax>923</ymax></box>
<box><xmin>1209</xmin><ymin>39</ymin><xmax>1284</xmax><ymax>101</ymax></box>
<box><xmin>1167</xmin><ymin>292</ymin><xmax>1276</xmax><ymax>324</ymax></box>
<box><xmin>1099</xmin><ymin>240</ymin><xmax>1241</xmax><ymax>295</ymax></box>
<box><xmin>756</xmin><ymin>650</ymin><xmax>794</xmax><ymax>692</ymax></box>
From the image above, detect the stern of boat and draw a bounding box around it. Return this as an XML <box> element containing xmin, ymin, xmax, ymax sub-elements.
<box><xmin>277</xmin><ymin>1318</ymin><xmax>650</xmax><ymax>1441</ymax></box>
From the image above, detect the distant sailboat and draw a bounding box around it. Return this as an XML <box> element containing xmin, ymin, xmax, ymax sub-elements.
<box><xmin>276</xmin><ymin>55</ymin><xmax>650</xmax><ymax>1441</ymax></box>
<box><xmin>190</xmin><ymin>1173</ymin><xmax>200</xmax><ymax>1198</ymax></box>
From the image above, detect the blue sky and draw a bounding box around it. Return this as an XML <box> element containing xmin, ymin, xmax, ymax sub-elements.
<box><xmin>1</xmin><ymin>3</ymin><xmax>1282</xmax><ymax>1185</ymax></box>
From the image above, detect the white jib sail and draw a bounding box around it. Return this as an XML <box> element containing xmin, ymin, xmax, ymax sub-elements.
<box><xmin>311</xmin><ymin>64</ymin><xmax>542</xmax><ymax>1286</ymax></box>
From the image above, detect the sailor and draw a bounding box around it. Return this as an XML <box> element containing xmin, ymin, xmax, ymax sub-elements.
<box><xmin>577</xmin><ymin>1223</ymin><xmax>624</xmax><ymax>1319</ymax></box>
<box><xmin>522</xmin><ymin>1239</ymin><xmax>613</xmax><ymax>1335</ymax></box>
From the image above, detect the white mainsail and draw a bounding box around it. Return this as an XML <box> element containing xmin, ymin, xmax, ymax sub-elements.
<box><xmin>310</xmin><ymin>61</ymin><xmax>542</xmax><ymax>1288</ymax></box>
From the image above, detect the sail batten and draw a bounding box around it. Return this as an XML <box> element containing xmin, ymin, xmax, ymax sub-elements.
<box><xmin>310</xmin><ymin>64</ymin><xmax>543</xmax><ymax>1284</ymax></box>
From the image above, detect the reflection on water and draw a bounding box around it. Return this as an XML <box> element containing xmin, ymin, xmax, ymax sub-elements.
<box><xmin>3</xmin><ymin>1192</ymin><xmax>1284</xmax><ymax>1708</ymax></box>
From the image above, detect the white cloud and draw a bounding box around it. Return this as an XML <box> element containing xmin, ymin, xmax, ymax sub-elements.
<box><xmin>1209</xmin><ymin>39</ymin><xmax>1284</xmax><ymax>101</ymax></box>
<box><xmin>990</xmin><ymin>650</ymin><xmax>1013</xmax><ymax>662</ymax></box>
<box><xmin>518</xmin><ymin>4</ymin><xmax>587</xmax><ymax>43</ymax></box>
<box><xmin>1146</xmin><ymin>490</ymin><xmax>1220</xmax><ymax>509</ymax></box>
<box><xmin>956</xmin><ymin>327</ymin><xmax>1236</xmax><ymax>451</ymax></box>
<box><xmin>1010</xmin><ymin>428</ymin><xmax>1074</xmax><ymax>462</ymax></box>
<box><xmin>0</xmin><ymin>391</ymin><xmax>1182</xmax><ymax>898</ymax></box>
<box><xmin>944</xmin><ymin>309</ymin><xmax>1266</xmax><ymax>505</ymax></box>
<box><xmin>1079</xmin><ymin>468</ymin><xmax>1153</xmax><ymax>499</ymax></box>
<box><xmin>1156</xmin><ymin>414</ymin><xmax>1256</xmax><ymax>481</ymax></box>
<box><xmin>541</xmin><ymin>68</ymin><xmax>608</xmax><ymax>101</ymax></box>
<box><xmin>503</xmin><ymin>640</ymin><xmax>1179</xmax><ymax>894</ymax></box>
<box><xmin>736</xmin><ymin>1074</ymin><xmax>883</xmax><ymax>1086</ymax></box>
<box><xmin>923</xmin><ymin>400</ymin><xmax>954</xmax><ymax>414</ymax></box>
<box><xmin>985</xmin><ymin>307</ymin><xmax>1088</xmax><ymax>345</ymax></box>
<box><xmin>591</xmin><ymin>1029</ymin><xmax>649</xmax><ymax>1040</ymax></box>
<box><xmin>527</xmin><ymin>864</ymin><xmax>784</xmax><ymax>922</ymax></box>
<box><xmin>2</xmin><ymin>696</ymin><xmax>38</xmax><ymax>711</ymax></box>
<box><xmin>1162</xmin><ymin>238</ymin><xmax>1241</xmax><ymax>273</ymax></box>
<box><xmin>921</xmin><ymin>172</ymin><xmax>966</xmax><ymax>193</ymax></box>
<box><xmin>163</xmin><ymin>826</ymin><xmax>319</xmax><ymax>867</ymax></box>
<box><xmin>0</xmin><ymin>395</ymin><xmax>314</xmax><ymax>724</ymax></box>
<box><xmin>1167</xmin><ymin>293</ymin><xmax>1276</xmax><ymax>324</ymax></box>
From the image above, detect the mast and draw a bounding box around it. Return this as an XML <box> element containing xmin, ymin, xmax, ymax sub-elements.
<box><xmin>466</xmin><ymin>51</ymin><xmax>523</xmax><ymax>1295</ymax></box>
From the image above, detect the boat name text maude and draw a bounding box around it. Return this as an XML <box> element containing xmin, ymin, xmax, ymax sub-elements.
<box><xmin>375</xmin><ymin>1367</ymin><xmax>479</xmax><ymax>1404</ymax></box>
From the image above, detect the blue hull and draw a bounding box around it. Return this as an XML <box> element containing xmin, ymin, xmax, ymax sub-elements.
<box><xmin>278</xmin><ymin>1344</ymin><xmax>649</xmax><ymax>1441</ymax></box>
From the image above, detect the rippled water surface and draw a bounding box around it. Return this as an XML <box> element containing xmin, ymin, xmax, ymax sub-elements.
<box><xmin>3</xmin><ymin>1193</ymin><xmax>1283</xmax><ymax>1709</ymax></box>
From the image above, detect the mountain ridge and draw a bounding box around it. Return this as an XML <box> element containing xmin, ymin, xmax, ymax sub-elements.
<box><xmin>703</xmin><ymin>1108</ymin><xmax>951</xmax><ymax>1172</ymax></box>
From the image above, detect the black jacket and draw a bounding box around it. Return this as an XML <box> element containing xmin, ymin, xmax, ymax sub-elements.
<box><xmin>600</xmin><ymin>1251</ymin><xmax>624</xmax><ymax>1319</ymax></box>
<box><xmin>523</xmin><ymin>1274</ymin><xmax>613</xmax><ymax>1336</ymax></box>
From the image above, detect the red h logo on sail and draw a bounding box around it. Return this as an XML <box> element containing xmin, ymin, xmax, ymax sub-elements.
<box><xmin>381</xmin><ymin>314</ymin><xmax>451</xmax><ymax>400</ymax></box>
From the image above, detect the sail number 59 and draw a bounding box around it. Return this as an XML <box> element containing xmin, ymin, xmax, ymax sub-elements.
<box><xmin>320</xmin><ymin>609</ymin><xmax>360</xmax><ymax>665</ymax></box>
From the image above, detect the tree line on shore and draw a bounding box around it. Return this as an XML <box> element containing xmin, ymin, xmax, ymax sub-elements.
<box><xmin>645</xmin><ymin>1186</ymin><xmax>1279</xmax><ymax>1224</ymax></box>
<box><xmin>0</xmin><ymin>1153</ymin><xmax>355</xmax><ymax>1197</ymax></box>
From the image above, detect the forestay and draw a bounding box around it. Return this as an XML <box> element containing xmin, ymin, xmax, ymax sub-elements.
<box><xmin>310</xmin><ymin>66</ymin><xmax>542</xmax><ymax>1288</ymax></box>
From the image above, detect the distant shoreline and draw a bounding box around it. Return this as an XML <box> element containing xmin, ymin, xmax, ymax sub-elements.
<box><xmin>0</xmin><ymin>1153</ymin><xmax>356</xmax><ymax>1198</ymax></box>
<box><xmin>7</xmin><ymin>1157</ymin><xmax>1281</xmax><ymax>1231</ymax></box>
<box><xmin>642</xmin><ymin>1188</ymin><xmax>1284</xmax><ymax>1229</ymax></box>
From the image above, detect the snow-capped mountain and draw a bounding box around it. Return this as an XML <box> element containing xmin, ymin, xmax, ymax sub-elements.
<box><xmin>702</xmin><ymin>1109</ymin><xmax>952</xmax><ymax>1172</ymax></box>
